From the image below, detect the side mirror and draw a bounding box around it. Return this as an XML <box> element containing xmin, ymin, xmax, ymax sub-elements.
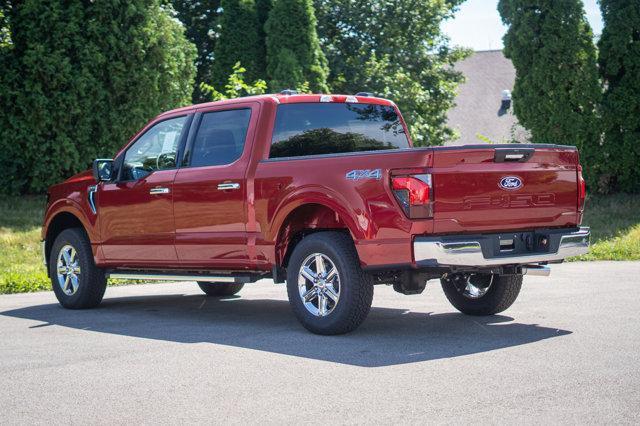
<box><xmin>92</xmin><ymin>159</ymin><xmax>114</xmax><ymax>182</ymax></box>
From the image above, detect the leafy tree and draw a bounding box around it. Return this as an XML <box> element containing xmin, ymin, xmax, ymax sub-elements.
<box><xmin>598</xmin><ymin>0</ymin><xmax>640</xmax><ymax>192</ymax></box>
<box><xmin>497</xmin><ymin>1</ymin><xmax>600</xmax><ymax>158</ymax></box>
<box><xmin>201</xmin><ymin>62</ymin><xmax>267</xmax><ymax>101</ymax></box>
<box><xmin>314</xmin><ymin>0</ymin><xmax>468</xmax><ymax>146</ymax></box>
<box><xmin>171</xmin><ymin>0</ymin><xmax>222</xmax><ymax>102</ymax></box>
<box><xmin>212</xmin><ymin>0</ymin><xmax>264</xmax><ymax>89</ymax></box>
<box><xmin>0</xmin><ymin>0</ymin><xmax>196</xmax><ymax>194</ymax></box>
<box><xmin>0</xmin><ymin>2</ymin><xmax>10</xmax><ymax>48</ymax></box>
<box><xmin>265</xmin><ymin>0</ymin><xmax>329</xmax><ymax>92</ymax></box>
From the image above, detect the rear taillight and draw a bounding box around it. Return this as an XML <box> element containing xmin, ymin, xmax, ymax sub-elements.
<box><xmin>578</xmin><ymin>165</ymin><xmax>586</xmax><ymax>211</ymax></box>
<box><xmin>391</xmin><ymin>173</ymin><xmax>433</xmax><ymax>219</ymax></box>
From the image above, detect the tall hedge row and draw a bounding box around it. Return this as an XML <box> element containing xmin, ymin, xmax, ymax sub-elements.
<box><xmin>212</xmin><ymin>0</ymin><xmax>265</xmax><ymax>89</ymax></box>
<box><xmin>265</xmin><ymin>0</ymin><xmax>328</xmax><ymax>92</ymax></box>
<box><xmin>598</xmin><ymin>0</ymin><xmax>640</xmax><ymax>193</ymax></box>
<box><xmin>498</xmin><ymin>0</ymin><xmax>601</xmax><ymax>149</ymax></box>
<box><xmin>171</xmin><ymin>0</ymin><xmax>221</xmax><ymax>102</ymax></box>
<box><xmin>0</xmin><ymin>0</ymin><xmax>196</xmax><ymax>195</ymax></box>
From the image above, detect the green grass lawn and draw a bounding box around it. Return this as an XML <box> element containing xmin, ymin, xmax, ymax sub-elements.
<box><xmin>572</xmin><ymin>193</ymin><xmax>640</xmax><ymax>261</ymax></box>
<box><xmin>1</xmin><ymin>194</ymin><xmax>638</xmax><ymax>294</ymax></box>
<box><xmin>0</xmin><ymin>196</ymin><xmax>49</xmax><ymax>294</ymax></box>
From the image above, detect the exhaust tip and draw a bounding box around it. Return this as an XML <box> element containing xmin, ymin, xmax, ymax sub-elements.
<box><xmin>522</xmin><ymin>265</ymin><xmax>551</xmax><ymax>277</ymax></box>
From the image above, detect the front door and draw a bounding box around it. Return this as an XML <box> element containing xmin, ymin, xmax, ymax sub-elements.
<box><xmin>99</xmin><ymin>115</ymin><xmax>190</xmax><ymax>266</ymax></box>
<box><xmin>172</xmin><ymin>104</ymin><xmax>257</xmax><ymax>269</ymax></box>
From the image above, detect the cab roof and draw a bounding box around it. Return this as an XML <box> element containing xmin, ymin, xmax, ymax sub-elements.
<box><xmin>158</xmin><ymin>93</ymin><xmax>396</xmax><ymax>118</ymax></box>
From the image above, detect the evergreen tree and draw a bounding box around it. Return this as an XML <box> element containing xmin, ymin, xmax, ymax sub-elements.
<box><xmin>212</xmin><ymin>0</ymin><xmax>264</xmax><ymax>89</ymax></box>
<box><xmin>256</xmin><ymin>0</ymin><xmax>271</xmax><ymax>75</ymax></box>
<box><xmin>0</xmin><ymin>0</ymin><xmax>196</xmax><ymax>194</ymax></box>
<box><xmin>171</xmin><ymin>1</ymin><xmax>221</xmax><ymax>102</ymax></box>
<box><xmin>497</xmin><ymin>1</ymin><xmax>600</xmax><ymax>156</ymax></box>
<box><xmin>314</xmin><ymin>0</ymin><xmax>467</xmax><ymax>145</ymax></box>
<box><xmin>265</xmin><ymin>0</ymin><xmax>328</xmax><ymax>92</ymax></box>
<box><xmin>598</xmin><ymin>0</ymin><xmax>640</xmax><ymax>192</ymax></box>
<box><xmin>0</xmin><ymin>2</ymin><xmax>10</xmax><ymax>48</ymax></box>
<box><xmin>256</xmin><ymin>0</ymin><xmax>272</xmax><ymax>32</ymax></box>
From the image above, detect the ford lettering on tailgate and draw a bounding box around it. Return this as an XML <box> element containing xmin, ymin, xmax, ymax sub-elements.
<box><xmin>499</xmin><ymin>176</ymin><xmax>523</xmax><ymax>190</ymax></box>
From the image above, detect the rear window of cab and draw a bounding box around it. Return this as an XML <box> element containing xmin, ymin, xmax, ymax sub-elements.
<box><xmin>269</xmin><ymin>103</ymin><xmax>410</xmax><ymax>159</ymax></box>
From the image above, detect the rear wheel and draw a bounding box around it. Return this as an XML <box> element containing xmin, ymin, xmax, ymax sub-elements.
<box><xmin>441</xmin><ymin>273</ymin><xmax>522</xmax><ymax>316</ymax></box>
<box><xmin>286</xmin><ymin>232</ymin><xmax>373</xmax><ymax>335</ymax></box>
<box><xmin>49</xmin><ymin>228</ymin><xmax>107</xmax><ymax>309</ymax></box>
<box><xmin>197</xmin><ymin>282</ymin><xmax>244</xmax><ymax>297</ymax></box>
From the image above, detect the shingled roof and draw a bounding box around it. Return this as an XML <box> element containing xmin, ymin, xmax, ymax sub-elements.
<box><xmin>446</xmin><ymin>50</ymin><xmax>529</xmax><ymax>146</ymax></box>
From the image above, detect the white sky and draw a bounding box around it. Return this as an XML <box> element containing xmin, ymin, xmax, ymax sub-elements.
<box><xmin>442</xmin><ymin>0</ymin><xmax>604</xmax><ymax>51</ymax></box>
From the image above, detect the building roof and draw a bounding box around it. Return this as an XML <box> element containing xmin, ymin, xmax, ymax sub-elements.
<box><xmin>446</xmin><ymin>50</ymin><xmax>528</xmax><ymax>146</ymax></box>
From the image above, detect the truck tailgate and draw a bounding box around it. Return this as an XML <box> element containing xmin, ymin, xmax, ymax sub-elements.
<box><xmin>431</xmin><ymin>145</ymin><xmax>580</xmax><ymax>233</ymax></box>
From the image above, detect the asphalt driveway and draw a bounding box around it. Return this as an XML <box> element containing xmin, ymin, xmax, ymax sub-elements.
<box><xmin>1</xmin><ymin>261</ymin><xmax>639</xmax><ymax>424</ymax></box>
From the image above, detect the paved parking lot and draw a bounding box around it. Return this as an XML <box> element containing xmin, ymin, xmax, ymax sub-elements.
<box><xmin>1</xmin><ymin>261</ymin><xmax>639</xmax><ymax>424</ymax></box>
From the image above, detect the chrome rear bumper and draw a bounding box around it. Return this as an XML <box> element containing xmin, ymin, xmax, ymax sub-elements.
<box><xmin>414</xmin><ymin>227</ymin><xmax>590</xmax><ymax>267</ymax></box>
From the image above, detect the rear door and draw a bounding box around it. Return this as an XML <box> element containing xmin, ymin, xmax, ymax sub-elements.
<box><xmin>172</xmin><ymin>102</ymin><xmax>258</xmax><ymax>269</ymax></box>
<box><xmin>431</xmin><ymin>145</ymin><xmax>580</xmax><ymax>233</ymax></box>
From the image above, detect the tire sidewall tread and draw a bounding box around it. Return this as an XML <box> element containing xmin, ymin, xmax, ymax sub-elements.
<box><xmin>286</xmin><ymin>232</ymin><xmax>373</xmax><ymax>335</ymax></box>
<box><xmin>49</xmin><ymin>228</ymin><xmax>106</xmax><ymax>309</ymax></box>
<box><xmin>441</xmin><ymin>273</ymin><xmax>522</xmax><ymax>316</ymax></box>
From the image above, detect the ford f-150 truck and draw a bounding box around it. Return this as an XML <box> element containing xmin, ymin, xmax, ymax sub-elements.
<box><xmin>42</xmin><ymin>92</ymin><xmax>590</xmax><ymax>334</ymax></box>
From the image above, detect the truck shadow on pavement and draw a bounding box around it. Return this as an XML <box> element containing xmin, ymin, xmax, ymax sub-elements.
<box><xmin>1</xmin><ymin>293</ymin><xmax>571</xmax><ymax>367</ymax></box>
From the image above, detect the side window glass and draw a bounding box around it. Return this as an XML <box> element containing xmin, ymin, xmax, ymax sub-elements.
<box><xmin>270</xmin><ymin>103</ymin><xmax>409</xmax><ymax>158</ymax></box>
<box><xmin>122</xmin><ymin>116</ymin><xmax>187</xmax><ymax>181</ymax></box>
<box><xmin>190</xmin><ymin>109</ymin><xmax>251</xmax><ymax>167</ymax></box>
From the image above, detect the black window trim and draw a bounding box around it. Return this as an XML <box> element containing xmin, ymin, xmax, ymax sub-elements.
<box><xmin>259</xmin><ymin>147</ymin><xmax>415</xmax><ymax>163</ymax></box>
<box><xmin>115</xmin><ymin>113</ymin><xmax>193</xmax><ymax>182</ymax></box>
<box><xmin>181</xmin><ymin>106</ymin><xmax>253</xmax><ymax>169</ymax></box>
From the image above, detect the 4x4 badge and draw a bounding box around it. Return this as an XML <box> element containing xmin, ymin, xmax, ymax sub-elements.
<box><xmin>345</xmin><ymin>169</ymin><xmax>382</xmax><ymax>180</ymax></box>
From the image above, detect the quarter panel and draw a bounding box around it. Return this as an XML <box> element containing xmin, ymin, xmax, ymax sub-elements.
<box><xmin>253</xmin><ymin>149</ymin><xmax>434</xmax><ymax>267</ymax></box>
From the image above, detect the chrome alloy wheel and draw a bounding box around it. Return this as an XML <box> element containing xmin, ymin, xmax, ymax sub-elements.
<box><xmin>298</xmin><ymin>253</ymin><xmax>340</xmax><ymax>317</ymax></box>
<box><xmin>56</xmin><ymin>244</ymin><xmax>81</xmax><ymax>296</ymax></box>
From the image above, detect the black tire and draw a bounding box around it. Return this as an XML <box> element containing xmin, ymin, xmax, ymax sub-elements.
<box><xmin>286</xmin><ymin>232</ymin><xmax>373</xmax><ymax>335</ymax></box>
<box><xmin>49</xmin><ymin>228</ymin><xmax>107</xmax><ymax>309</ymax></box>
<box><xmin>197</xmin><ymin>282</ymin><xmax>244</xmax><ymax>297</ymax></box>
<box><xmin>441</xmin><ymin>273</ymin><xmax>522</xmax><ymax>316</ymax></box>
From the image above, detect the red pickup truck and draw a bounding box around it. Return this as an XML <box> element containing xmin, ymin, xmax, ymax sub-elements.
<box><xmin>42</xmin><ymin>92</ymin><xmax>590</xmax><ymax>334</ymax></box>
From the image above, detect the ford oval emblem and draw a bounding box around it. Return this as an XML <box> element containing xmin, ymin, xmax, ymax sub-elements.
<box><xmin>499</xmin><ymin>176</ymin><xmax>523</xmax><ymax>190</ymax></box>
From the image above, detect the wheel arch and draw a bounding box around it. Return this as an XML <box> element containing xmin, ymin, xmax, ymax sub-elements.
<box><xmin>44</xmin><ymin>211</ymin><xmax>89</xmax><ymax>270</ymax></box>
<box><xmin>274</xmin><ymin>202</ymin><xmax>356</xmax><ymax>269</ymax></box>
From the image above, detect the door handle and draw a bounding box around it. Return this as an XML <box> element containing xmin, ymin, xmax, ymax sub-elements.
<box><xmin>149</xmin><ymin>187</ymin><xmax>170</xmax><ymax>195</ymax></box>
<box><xmin>217</xmin><ymin>182</ymin><xmax>240</xmax><ymax>191</ymax></box>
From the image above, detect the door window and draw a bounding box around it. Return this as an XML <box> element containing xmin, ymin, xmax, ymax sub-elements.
<box><xmin>189</xmin><ymin>109</ymin><xmax>251</xmax><ymax>167</ymax></box>
<box><xmin>122</xmin><ymin>116</ymin><xmax>188</xmax><ymax>181</ymax></box>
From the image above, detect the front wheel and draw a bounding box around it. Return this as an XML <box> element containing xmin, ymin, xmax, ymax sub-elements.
<box><xmin>441</xmin><ymin>273</ymin><xmax>522</xmax><ymax>316</ymax></box>
<box><xmin>49</xmin><ymin>228</ymin><xmax>107</xmax><ymax>309</ymax></box>
<box><xmin>286</xmin><ymin>232</ymin><xmax>373</xmax><ymax>335</ymax></box>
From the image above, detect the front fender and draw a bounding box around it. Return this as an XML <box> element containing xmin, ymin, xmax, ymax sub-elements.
<box><xmin>42</xmin><ymin>198</ymin><xmax>98</xmax><ymax>243</ymax></box>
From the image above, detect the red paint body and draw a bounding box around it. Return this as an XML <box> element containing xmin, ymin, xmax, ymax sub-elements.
<box><xmin>42</xmin><ymin>94</ymin><xmax>582</xmax><ymax>272</ymax></box>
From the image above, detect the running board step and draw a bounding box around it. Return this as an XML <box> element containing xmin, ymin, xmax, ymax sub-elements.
<box><xmin>106</xmin><ymin>272</ymin><xmax>252</xmax><ymax>283</ymax></box>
